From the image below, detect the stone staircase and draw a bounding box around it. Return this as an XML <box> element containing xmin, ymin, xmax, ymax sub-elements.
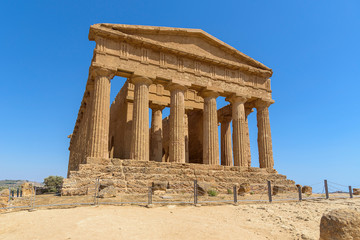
<box><xmin>62</xmin><ymin>157</ymin><xmax>297</xmax><ymax>196</ymax></box>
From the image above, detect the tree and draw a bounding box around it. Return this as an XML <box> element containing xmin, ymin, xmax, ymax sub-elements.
<box><xmin>43</xmin><ymin>176</ymin><xmax>64</xmax><ymax>193</ymax></box>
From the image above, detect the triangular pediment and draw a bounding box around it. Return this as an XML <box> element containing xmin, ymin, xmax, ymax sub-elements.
<box><xmin>89</xmin><ymin>24</ymin><xmax>272</xmax><ymax>77</ymax></box>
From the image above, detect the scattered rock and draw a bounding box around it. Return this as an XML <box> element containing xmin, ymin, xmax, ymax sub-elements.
<box><xmin>302</xmin><ymin>186</ymin><xmax>312</xmax><ymax>195</ymax></box>
<box><xmin>98</xmin><ymin>186</ymin><xmax>117</xmax><ymax>198</ymax></box>
<box><xmin>353</xmin><ymin>188</ymin><xmax>360</xmax><ymax>196</ymax></box>
<box><xmin>273</xmin><ymin>185</ymin><xmax>287</xmax><ymax>195</ymax></box>
<box><xmin>196</xmin><ymin>183</ymin><xmax>211</xmax><ymax>196</ymax></box>
<box><xmin>238</xmin><ymin>183</ymin><xmax>250</xmax><ymax>196</ymax></box>
<box><xmin>320</xmin><ymin>208</ymin><xmax>360</xmax><ymax>240</ymax></box>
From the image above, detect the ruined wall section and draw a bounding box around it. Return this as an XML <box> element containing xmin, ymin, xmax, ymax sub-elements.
<box><xmin>63</xmin><ymin>158</ymin><xmax>297</xmax><ymax>196</ymax></box>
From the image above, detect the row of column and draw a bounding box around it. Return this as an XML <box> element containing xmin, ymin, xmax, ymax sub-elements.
<box><xmin>219</xmin><ymin>99</ymin><xmax>273</xmax><ymax>168</ymax></box>
<box><xmin>86</xmin><ymin>68</ymin><xmax>274</xmax><ymax>169</ymax></box>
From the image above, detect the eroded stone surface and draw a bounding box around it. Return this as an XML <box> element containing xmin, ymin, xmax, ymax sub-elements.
<box><xmin>320</xmin><ymin>209</ymin><xmax>360</xmax><ymax>240</ymax></box>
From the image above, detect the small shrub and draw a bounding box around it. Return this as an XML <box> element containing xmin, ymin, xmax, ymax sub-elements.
<box><xmin>227</xmin><ymin>189</ymin><xmax>233</xmax><ymax>194</ymax></box>
<box><xmin>250</xmin><ymin>191</ymin><xmax>255</xmax><ymax>195</ymax></box>
<box><xmin>207</xmin><ymin>189</ymin><xmax>218</xmax><ymax>197</ymax></box>
<box><xmin>44</xmin><ymin>176</ymin><xmax>64</xmax><ymax>193</ymax></box>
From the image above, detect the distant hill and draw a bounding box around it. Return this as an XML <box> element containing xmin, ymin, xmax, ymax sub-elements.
<box><xmin>0</xmin><ymin>180</ymin><xmax>43</xmax><ymax>190</ymax></box>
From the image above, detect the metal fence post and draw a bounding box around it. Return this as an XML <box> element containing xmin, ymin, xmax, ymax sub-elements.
<box><xmin>94</xmin><ymin>178</ymin><xmax>99</xmax><ymax>205</ymax></box>
<box><xmin>148</xmin><ymin>187</ymin><xmax>153</xmax><ymax>205</ymax></box>
<box><xmin>233</xmin><ymin>185</ymin><xmax>237</xmax><ymax>205</ymax></box>
<box><xmin>145</xmin><ymin>186</ymin><xmax>153</xmax><ymax>208</ymax></box>
<box><xmin>267</xmin><ymin>181</ymin><xmax>272</xmax><ymax>203</ymax></box>
<box><xmin>194</xmin><ymin>180</ymin><xmax>198</xmax><ymax>205</ymax></box>
<box><xmin>349</xmin><ymin>186</ymin><xmax>353</xmax><ymax>198</ymax></box>
<box><xmin>17</xmin><ymin>188</ymin><xmax>19</xmax><ymax>198</ymax></box>
<box><xmin>324</xmin><ymin>180</ymin><xmax>329</xmax><ymax>199</ymax></box>
<box><xmin>297</xmin><ymin>185</ymin><xmax>302</xmax><ymax>201</ymax></box>
<box><xmin>8</xmin><ymin>187</ymin><xmax>11</xmax><ymax>202</ymax></box>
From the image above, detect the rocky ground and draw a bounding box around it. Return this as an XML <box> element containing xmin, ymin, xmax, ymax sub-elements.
<box><xmin>0</xmin><ymin>197</ymin><xmax>359</xmax><ymax>239</ymax></box>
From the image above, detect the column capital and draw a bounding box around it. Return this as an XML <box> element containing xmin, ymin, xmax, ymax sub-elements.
<box><xmin>92</xmin><ymin>67</ymin><xmax>116</xmax><ymax>79</ymax></box>
<box><xmin>199</xmin><ymin>86</ymin><xmax>223</xmax><ymax>99</ymax></box>
<box><xmin>166</xmin><ymin>82</ymin><xmax>188</xmax><ymax>92</ymax></box>
<box><xmin>131</xmin><ymin>75</ymin><xmax>153</xmax><ymax>86</ymax></box>
<box><xmin>218</xmin><ymin>114</ymin><xmax>232</xmax><ymax>123</ymax></box>
<box><xmin>226</xmin><ymin>94</ymin><xmax>248</xmax><ymax>104</ymax></box>
<box><xmin>150</xmin><ymin>103</ymin><xmax>165</xmax><ymax>111</ymax></box>
<box><xmin>254</xmin><ymin>99</ymin><xmax>275</xmax><ymax>109</ymax></box>
<box><xmin>200</xmin><ymin>90</ymin><xmax>220</xmax><ymax>98</ymax></box>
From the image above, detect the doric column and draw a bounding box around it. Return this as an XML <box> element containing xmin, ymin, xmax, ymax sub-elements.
<box><xmin>220</xmin><ymin>116</ymin><xmax>233</xmax><ymax>166</ymax></box>
<box><xmin>168</xmin><ymin>84</ymin><xmax>187</xmax><ymax>163</ymax></box>
<box><xmin>87</xmin><ymin>68</ymin><xmax>115</xmax><ymax>158</ymax></box>
<box><xmin>150</xmin><ymin>104</ymin><xmax>165</xmax><ymax>162</ymax></box>
<box><xmin>130</xmin><ymin>76</ymin><xmax>152</xmax><ymax>161</ymax></box>
<box><xmin>255</xmin><ymin>99</ymin><xmax>274</xmax><ymax>168</ymax></box>
<box><xmin>245</xmin><ymin>108</ymin><xmax>254</xmax><ymax>167</ymax></box>
<box><xmin>228</xmin><ymin>96</ymin><xmax>248</xmax><ymax>167</ymax></box>
<box><xmin>202</xmin><ymin>90</ymin><xmax>220</xmax><ymax>165</ymax></box>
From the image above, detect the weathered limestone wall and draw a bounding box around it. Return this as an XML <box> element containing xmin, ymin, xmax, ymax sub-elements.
<box><xmin>62</xmin><ymin>158</ymin><xmax>297</xmax><ymax>196</ymax></box>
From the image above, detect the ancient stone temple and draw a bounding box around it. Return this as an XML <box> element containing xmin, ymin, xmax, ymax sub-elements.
<box><xmin>62</xmin><ymin>24</ymin><xmax>296</xmax><ymax>195</ymax></box>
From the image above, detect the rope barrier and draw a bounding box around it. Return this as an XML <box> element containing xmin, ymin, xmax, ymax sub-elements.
<box><xmin>328</xmin><ymin>181</ymin><xmax>349</xmax><ymax>188</ymax></box>
<box><xmin>308</xmin><ymin>182</ymin><xmax>323</xmax><ymax>187</ymax></box>
<box><xmin>2</xmin><ymin>179</ymin><xmax>359</xmax><ymax>213</ymax></box>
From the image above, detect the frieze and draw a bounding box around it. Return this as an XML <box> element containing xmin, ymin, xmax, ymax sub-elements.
<box><xmin>93</xmin><ymin>38</ymin><xmax>270</xmax><ymax>91</ymax></box>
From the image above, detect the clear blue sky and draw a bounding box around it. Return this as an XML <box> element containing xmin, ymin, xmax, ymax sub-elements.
<box><xmin>0</xmin><ymin>1</ymin><xmax>359</xmax><ymax>190</ymax></box>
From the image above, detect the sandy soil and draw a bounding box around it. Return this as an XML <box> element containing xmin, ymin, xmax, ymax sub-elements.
<box><xmin>1</xmin><ymin>198</ymin><xmax>359</xmax><ymax>240</ymax></box>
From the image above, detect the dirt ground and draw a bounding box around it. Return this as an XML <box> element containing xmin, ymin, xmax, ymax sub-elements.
<box><xmin>1</xmin><ymin>197</ymin><xmax>359</xmax><ymax>240</ymax></box>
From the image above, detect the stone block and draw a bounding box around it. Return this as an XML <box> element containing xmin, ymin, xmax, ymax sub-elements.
<box><xmin>353</xmin><ymin>188</ymin><xmax>360</xmax><ymax>195</ymax></box>
<box><xmin>320</xmin><ymin>209</ymin><xmax>360</xmax><ymax>240</ymax></box>
<box><xmin>21</xmin><ymin>182</ymin><xmax>34</xmax><ymax>196</ymax></box>
<box><xmin>238</xmin><ymin>183</ymin><xmax>251</xmax><ymax>196</ymax></box>
<box><xmin>98</xmin><ymin>186</ymin><xmax>117</xmax><ymax>198</ymax></box>
<box><xmin>110</xmin><ymin>158</ymin><xmax>122</xmax><ymax>166</ymax></box>
<box><xmin>197</xmin><ymin>182</ymin><xmax>212</xmax><ymax>196</ymax></box>
<box><xmin>302</xmin><ymin>186</ymin><xmax>312</xmax><ymax>195</ymax></box>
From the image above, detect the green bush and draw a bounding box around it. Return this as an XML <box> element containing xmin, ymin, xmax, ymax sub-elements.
<box><xmin>227</xmin><ymin>189</ymin><xmax>233</xmax><ymax>194</ymax></box>
<box><xmin>207</xmin><ymin>189</ymin><xmax>218</xmax><ymax>197</ymax></box>
<box><xmin>44</xmin><ymin>176</ymin><xmax>64</xmax><ymax>193</ymax></box>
